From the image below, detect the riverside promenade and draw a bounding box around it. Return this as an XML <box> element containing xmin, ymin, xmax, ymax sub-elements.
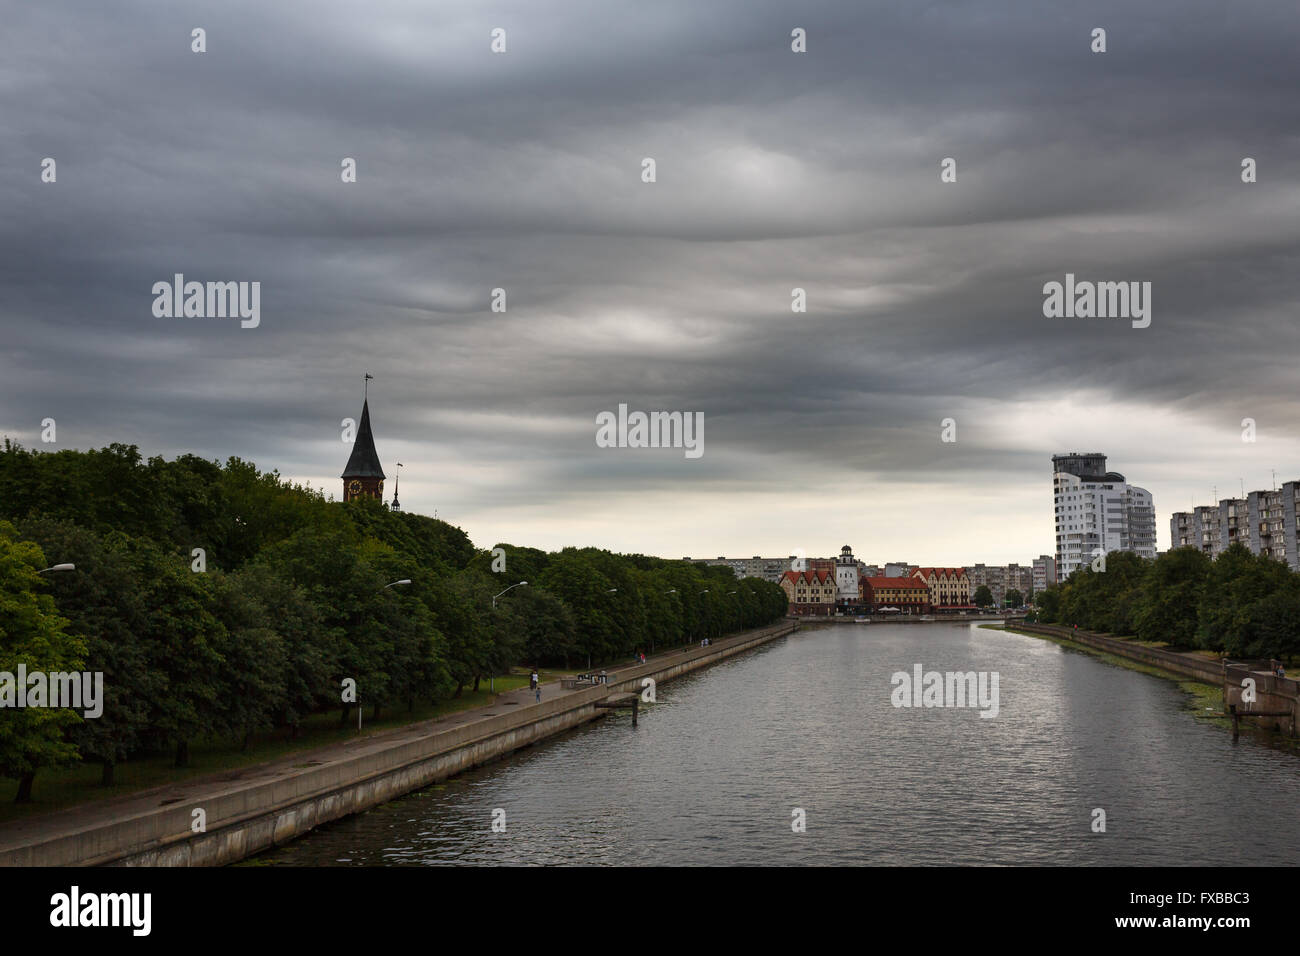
<box><xmin>0</xmin><ymin>620</ymin><xmax>798</xmax><ymax>867</ymax></box>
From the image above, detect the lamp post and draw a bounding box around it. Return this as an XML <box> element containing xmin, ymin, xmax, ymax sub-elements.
<box><xmin>382</xmin><ymin>579</ymin><xmax>411</xmax><ymax>590</ymax></box>
<box><xmin>38</xmin><ymin>564</ymin><xmax>75</xmax><ymax>574</ymax></box>
<box><xmin>492</xmin><ymin>581</ymin><xmax>528</xmax><ymax>608</ymax></box>
<box><xmin>656</xmin><ymin>589</ymin><xmax>677</xmax><ymax>654</ymax></box>
<box><xmin>490</xmin><ymin>582</ymin><xmax>528</xmax><ymax>692</ymax></box>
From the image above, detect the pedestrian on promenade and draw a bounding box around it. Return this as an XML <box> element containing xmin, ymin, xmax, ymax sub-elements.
<box><xmin>535</xmin><ymin>684</ymin><xmax>541</xmax><ymax>703</ymax></box>
<box><xmin>530</xmin><ymin>670</ymin><xmax>538</xmax><ymax>690</ymax></box>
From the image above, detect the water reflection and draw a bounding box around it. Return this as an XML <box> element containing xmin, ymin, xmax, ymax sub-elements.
<box><xmin>251</xmin><ymin>623</ymin><xmax>1300</xmax><ymax>866</ymax></box>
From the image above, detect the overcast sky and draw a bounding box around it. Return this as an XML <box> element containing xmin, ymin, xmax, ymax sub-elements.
<box><xmin>3</xmin><ymin>0</ymin><xmax>1299</xmax><ymax>565</ymax></box>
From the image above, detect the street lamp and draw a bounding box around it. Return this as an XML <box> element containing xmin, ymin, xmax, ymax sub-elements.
<box><xmin>382</xmin><ymin>579</ymin><xmax>411</xmax><ymax>590</ymax></box>
<box><xmin>492</xmin><ymin>581</ymin><xmax>528</xmax><ymax>608</ymax></box>
<box><xmin>38</xmin><ymin>564</ymin><xmax>75</xmax><ymax>574</ymax></box>
<box><xmin>490</xmin><ymin>581</ymin><xmax>529</xmax><ymax>693</ymax></box>
<box><xmin>653</xmin><ymin>589</ymin><xmax>679</xmax><ymax>654</ymax></box>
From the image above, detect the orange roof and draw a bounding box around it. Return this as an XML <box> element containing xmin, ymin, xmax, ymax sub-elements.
<box><xmin>780</xmin><ymin>569</ymin><xmax>836</xmax><ymax>585</ymax></box>
<box><xmin>863</xmin><ymin>576</ymin><xmax>930</xmax><ymax>590</ymax></box>
<box><xmin>913</xmin><ymin>567</ymin><xmax>967</xmax><ymax>578</ymax></box>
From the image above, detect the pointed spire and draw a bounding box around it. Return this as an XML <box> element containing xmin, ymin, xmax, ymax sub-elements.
<box><xmin>342</xmin><ymin>399</ymin><xmax>385</xmax><ymax>480</ymax></box>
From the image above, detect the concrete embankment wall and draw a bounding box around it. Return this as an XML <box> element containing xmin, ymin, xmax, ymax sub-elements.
<box><xmin>1010</xmin><ymin>622</ymin><xmax>1298</xmax><ymax>735</ymax></box>
<box><xmin>1222</xmin><ymin>664</ymin><xmax>1299</xmax><ymax>736</ymax></box>
<box><xmin>4</xmin><ymin>621</ymin><xmax>798</xmax><ymax>868</ymax></box>
<box><xmin>1010</xmin><ymin>622</ymin><xmax>1224</xmax><ymax>684</ymax></box>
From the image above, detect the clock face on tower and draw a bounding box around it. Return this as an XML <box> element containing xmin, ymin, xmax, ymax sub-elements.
<box><xmin>348</xmin><ymin>480</ymin><xmax>362</xmax><ymax>496</ymax></box>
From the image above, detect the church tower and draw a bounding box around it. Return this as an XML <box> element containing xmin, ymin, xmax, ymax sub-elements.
<box><xmin>342</xmin><ymin>390</ymin><xmax>385</xmax><ymax>503</ymax></box>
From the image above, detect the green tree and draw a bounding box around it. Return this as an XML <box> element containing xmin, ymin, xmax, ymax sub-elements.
<box><xmin>1035</xmin><ymin>586</ymin><xmax>1062</xmax><ymax>623</ymax></box>
<box><xmin>1197</xmin><ymin>544</ymin><xmax>1293</xmax><ymax>654</ymax></box>
<box><xmin>973</xmin><ymin>585</ymin><xmax>993</xmax><ymax>607</ymax></box>
<box><xmin>16</xmin><ymin>519</ymin><xmax>158</xmax><ymax>785</ymax></box>
<box><xmin>0</xmin><ymin>522</ymin><xmax>87</xmax><ymax>801</ymax></box>
<box><xmin>123</xmin><ymin>538</ymin><xmax>229</xmax><ymax>767</ymax></box>
<box><xmin>1134</xmin><ymin>547</ymin><xmax>1210</xmax><ymax>649</ymax></box>
<box><xmin>1239</xmin><ymin>582</ymin><xmax>1300</xmax><ymax>660</ymax></box>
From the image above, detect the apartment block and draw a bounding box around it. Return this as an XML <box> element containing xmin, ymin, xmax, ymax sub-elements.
<box><xmin>688</xmin><ymin>556</ymin><xmax>795</xmax><ymax>583</ymax></box>
<box><xmin>1052</xmin><ymin>452</ymin><xmax>1156</xmax><ymax>582</ymax></box>
<box><xmin>1168</xmin><ymin>480</ymin><xmax>1300</xmax><ymax>571</ymax></box>
<box><xmin>1031</xmin><ymin>555</ymin><xmax>1055</xmax><ymax>594</ymax></box>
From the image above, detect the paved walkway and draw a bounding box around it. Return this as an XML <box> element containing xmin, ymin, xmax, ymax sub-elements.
<box><xmin>0</xmin><ymin>638</ymin><xmax>722</xmax><ymax>858</ymax></box>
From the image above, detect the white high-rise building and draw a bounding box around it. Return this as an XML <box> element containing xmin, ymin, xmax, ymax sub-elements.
<box><xmin>1052</xmin><ymin>453</ymin><xmax>1156</xmax><ymax>582</ymax></box>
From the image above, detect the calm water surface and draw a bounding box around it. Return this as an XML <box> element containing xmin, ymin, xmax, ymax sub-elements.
<box><xmin>252</xmin><ymin>623</ymin><xmax>1300</xmax><ymax>865</ymax></box>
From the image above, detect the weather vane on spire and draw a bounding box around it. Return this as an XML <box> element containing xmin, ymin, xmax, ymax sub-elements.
<box><xmin>364</xmin><ymin>372</ymin><xmax>373</xmax><ymax>401</ymax></box>
<box><xmin>391</xmin><ymin>462</ymin><xmax>403</xmax><ymax>512</ymax></box>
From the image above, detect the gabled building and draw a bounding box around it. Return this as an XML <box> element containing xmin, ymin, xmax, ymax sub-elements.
<box><xmin>860</xmin><ymin>576</ymin><xmax>931</xmax><ymax>614</ymax></box>
<box><xmin>779</xmin><ymin>568</ymin><xmax>839</xmax><ymax>616</ymax></box>
<box><xmin>911</xmin><ymin>567</ymin><xmax>971</xmax><ymax>608</ymax></box>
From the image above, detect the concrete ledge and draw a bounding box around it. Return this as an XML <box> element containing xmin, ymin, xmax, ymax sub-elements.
<box><xmin>1010</xmin><ymin>622</ymin><xmax>1225</xmax><ymax>684</ymax></box>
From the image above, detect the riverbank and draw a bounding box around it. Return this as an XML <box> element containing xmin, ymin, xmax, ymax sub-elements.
<box><xmin>243</xmin><ymin>620</ymin><xmax>1300</xmax><ymax>868</ymax></box>
<box><xmin>0</xmin><ymin>621</ymin><xmax>798</xmax><ymax>867</ymax></box>
<box><xmin>996</xmin><ymin>623</ymin><xmax>1300</xmax><ymax>748</ymax></box>
<box><xmin>0</xmin><ymin>665</ymin><xmax>575</xmax><ymax>823</ymax></box>
<box><xmin>995</xmin><ymin>623</ymin><xmax>1224</xmax><ymax>714</ymax></box>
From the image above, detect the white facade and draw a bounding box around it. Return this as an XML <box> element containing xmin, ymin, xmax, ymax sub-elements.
<box><xmin>1053</xmin><ymin>453</ymin><xmax>1156</xmax><ymax>582</ymax></box>
<box><xmin>835</xmin><ymin>545</ymin><xmax>859</xmax><ymax>601</ymax></box>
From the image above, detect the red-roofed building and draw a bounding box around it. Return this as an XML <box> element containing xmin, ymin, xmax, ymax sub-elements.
<box><xmin>859</xmin><ymin>576</ymin><xmax>932</xmax><ymax>614</ymax></box>
<box><xmin>911</xmin><ymin>567</ymin><xmax>971</xmax><ymax>608</ymax></box>
<box><xmin>780</xmin><ymin>568</ymin><xmax>839</xmax><ymax>616</ymax></box>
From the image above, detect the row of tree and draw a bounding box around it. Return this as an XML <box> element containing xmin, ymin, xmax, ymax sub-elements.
<box><xmin>1032</xmin><ymin>545</ymin><xmax>1300</xmax><ymax>658</ymax></box>
<box><xmin>0</xmin><ymin>440</ymin><xmax>787</xmax><ymax>800</ymax></box>
<box><xmin>970</xmin><ymin>585</ymin><xmax>1026</xmax><ymax>608</ymax></box>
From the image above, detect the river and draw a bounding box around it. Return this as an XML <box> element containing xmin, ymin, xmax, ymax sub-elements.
<box><xmin>250</xmin><ymin>622</ymin><xmax>1300</xmax><ymax>866</ymax></box>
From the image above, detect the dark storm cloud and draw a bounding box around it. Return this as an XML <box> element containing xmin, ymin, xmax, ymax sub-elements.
<box><xmin>2</xmin><ymin>0</ymin><xmax>1298</xmax><ymax>556</ymax></box>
